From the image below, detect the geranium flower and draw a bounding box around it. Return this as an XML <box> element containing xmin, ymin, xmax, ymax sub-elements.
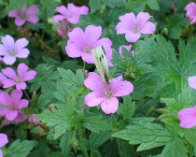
<box><xmin>0</xmin><ymin>133</ymin><xmax>8</xmax><ymax>157</ymax></box>
<box><xmin>66</xmin><ymin>25</ymin><xmax>113</xmax><ymax>65</ymax></box>
<box><xmin>84</xmin><ymin>72</ymin><xmax>134</xmax><ymax>114</ymax></box>
<box><xmin>8</xmin><ymin>5</ymin><xmax>39</xmax><ymax>26</ymax></box>
<box><xmin>178</xmin><ymin>105</ymin><xmax>196</xmax><ymax>128</ymax></box>
<box><xmin>0</xmin><ymin>89</ymin><xmax>28</xmax><ymax>122</ymax></box>
<box><xmin>116</xmin><ymin>12</ymin><xmax>156</xmax><ymax>42</ymax></box>
<box><xmin>2</xmin><ymin>63</ymin><xmax>36</xmax><ymax>90</ymax></box>
<box><xmin>53</xmin><ymin>3</ymin><xmax>88</xmax><ymax>24</ymax></box>
<box><xmin>119</xmin><ymin>45</ymin><xmax>135</xmax><ymax>57</ymax></box>
<box><xmin>188</xmin><ymin>76</ymin><xmax>196</xmax><ymax>89</ymax></box>
<box><xmin>185</xmin><ymin>2</ymin><xmax>196</xmax><ymax>24</ymax></box>
<box><xmin>0</xmin><ymin>35</ymin><xmax>30</xmax><ymax>65</ymax></box>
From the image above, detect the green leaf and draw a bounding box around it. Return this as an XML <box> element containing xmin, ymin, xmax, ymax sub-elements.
<box><xmin>89</xmin><ymin>0</ymin><xmax>103</xmax><ymax>13</ymax></box>
<box><xmin>113</xmin><ymin>121</ymin><xmax>172</xmax><ymax>151</ymax></box>
<box><xmin>104</xmin><ymin>0</ymin><xmax>126</xmax><ymax>8</ymax></box>
<box><xmin>6</xmin><ymin>0</ymin><xmax>35</xmax><ymax>11</ymax></box>
<box><xmin>146</xmin><ymin>0</ymin><xmax>160</xmax><ymax>10</ymax></box>
<box><xmin>159</xmin><ymin>138</ymin><xmax>187</xmax><ymax>157</ymax></box>
<box><xmin>118</xmin><ymin>96</ymin><xmax>135</xmax><ymax>120</ymax></box>
<box><xmin>6</xmin><ymin>140</ymin><xmax>37</xmax><ymax>157</ymax></box>
<box><xmin>36</xmin><ymin>108</ymin><xmax>70</xmax><ymax>139</ymax></box>
<box><xmin>84</xmin><ymin>115</ymin><xmax>112</xmax><ymax>133</ymax></box>
<box><xmin>89</xmin><ymin>131</ymin><xmax>111</xmax><ymax>149</ymax></box>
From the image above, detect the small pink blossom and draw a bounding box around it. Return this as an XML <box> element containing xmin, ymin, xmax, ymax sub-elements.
<box><xmin>8</xmin><ymin>5</ymin><xmax>39</xmax><ymax>26</ymax></box>
<box><xmin>28</xmin><ymin>114</ymin><xmax>39</xmax><ymax>125</ymax></box>
<box><xmin>56</xmin><ymin>21</ymin><xmax>71</xmax><ymax>38</ymax></box>
<box><xmin>188</xmin><ymin>76</ymin><xmax>196</xmax><ymax>89</ymax></box>
<box><xmin>0</xmin><ymin>35</ymin><xmax>30</xmax><ymax>65</ymax></box>
<box><xmin>178</xmin><ymin>105</ymin><xmax>196</xmax><ymax>128</ymax></box>
<box><xmin>53</xmin><ymin>3</ymin><xmax>88</xmax><ymax>24</ymax></box>
<box><xmin>0</xmin><ymin>89</ymin><xmax>28</xmax><ymax>122</ymax></box>
<box><xmin>185</xmin><ymin>2</ymin><xmax>196</xmax><ymax>24</ymax></box>
<box><xmin>0</xmin><ymin>133</ymin><xmax>8</xmax><ymax>157</ymax></box>
<box><xmin>119</xmin><ymin>45</ymin><xmax>135</xmax><ymax>57</ymax></box>
<box><xmin>66</xmin><ymin>25</ymin><xmax>113</xmax><ymax>65</ymax></box>
<box><xmin>116</xmin><ymin>12</ymin><xmax>156</xmax><ymax>43</ymax></box>
<box><xmin>2</xmin><ymin>63</ymin><xmax>36</xmax><ymax>90</ymax></box>
<box><xmin>84</xmin><ymin>72</ymin><xmax>134</xmax><ymax>114</ymax></box>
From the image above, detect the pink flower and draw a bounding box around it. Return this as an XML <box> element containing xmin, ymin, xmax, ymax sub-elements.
<box><xmin>84</xmin><ymin>72</ymin><xmax>134</xmax><ymax>114</ymax></box>
<box><xmin>8</xmin><ymin>5</ymin><xmax>39</xmax><ymax>26</ymax></box>
<box><xmin>119</xmin><ymin>45</ymin><xmax>135</xmax><ymax>57</ymax></box>
<box><xmin>185</xmin><ymin>2</ymin><xmax>196</xmax><ymax>24</ymax></box>
<box><xmin>188</xmin><ymin>76</ymin><xmax>196</xmax><ymax>89</ymax></box>
<box><xmin>2</xmin><ymin>63</ymin><xmax>36</xmax><ymax>90</ymax></box>
<box><xmin>178</xmin><ymin>105</ymin><xmax>196</xmax><ymax>128</ymax></box>
<box><xmin>0</xmin><ymin>89</ymin><xmax>28</xmax><ymax>122</ymax></box>
<box><xmin>0</xmin><ymin>35</ymin><xmax>30</xmax><ymax>65</ymax></box>
<box><xmin>116</xmin><ymin>12</ymin><xmax>156</xmax><ymax>42</ymax></box>
<box><xmin>28</xmin><ymin>114</ymin><xmax>39</xmax><ymax>125</ymax></box>
<box><xmin>66</xmin><ymin>25</ymin><xmax>113</xmax><ymax>65</ymax></box>
<box><xmin>53</xmin><ymin>3</ymin><xmax>88</xmax><ymax>24</ymax></box>
<box><xmin>0</xmin><ymin>133</ymin><xmax>8</xmax><ymax>157</ymax></box>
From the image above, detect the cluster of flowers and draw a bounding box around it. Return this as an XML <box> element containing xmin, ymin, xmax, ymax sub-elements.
<box><xmin>5</xmin><ymin>0</ymin><xmax>196</xmax><ymax>131</ymax></box>
<box><xmin>0</xmin><ymin>35</ymin><xmax>37</xmax><ymax>156</ymax></box>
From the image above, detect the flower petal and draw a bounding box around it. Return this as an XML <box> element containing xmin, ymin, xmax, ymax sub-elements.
<box><xmin>85</xmin><ymin>25</ymin><xmax>102</xmax><ymax>44</ymax></box>
<box><xmin>2</xmin><ymin>79</ymin><xmax>16</xmax><ymax>88</ymax></box>
<box><xmin>2</xmin><ymin>67</ymin><xmax>17</xmax><ymax>80</ymax></box>
<box><xmin>15</xmin><ymin>38</ymin><xmax>29</xmax><ymax>49</ymax></box>
<box><xmin>0</xmin><ymin>133</ymin><xmax>8</xmax><ymax>147</ymax></box>
<box><xmin>27</xmin><ymin>15</ymin><xmax>39</xmax><ymax>24</ymax></box>
<box><xmin>178</xmin><ymin>106</ymin><xmax>196</xmax><ymax>128</ymax></box>
<box><xmin>53</xmin><ymin>15</ymin><xmax>66</xmax><ymax>22</ymax></box>
<box><xmin>24</xmin><ymin>70</ymin><xmax>36</xmax><ymax>81</ymax></box>
<box><xmin>65</xmin><ymin>42</ymin><xmax>83</xmax><ymax>58</ymax></box>
<box><xmin>84</xmin><ymin>72</ymin><xmax>105</xmax><ymax>92</ymax></box>
<box><xmin>15</xmin><ymin>17</ymin><xmax>26</xmax><ymax>26</ymax></box>
<box><xmin>125</xmin><ymin>31</ymin><xmax>141</xmax><ymax>43</ymax></box>
<box><xmin>5</xmin><ymin>110</ymin><xmax>18</xmax><ymax>121</ymax></box>
<box><xmin>101</xmin><ymin>97</ymin><xmax>119</xmax><ymax>114</ymax></box>
<box><xmin>188</xmin><ymin>76</ymin><xmax>196</xmax><ymax>89</ymax></box>
<box><xmin>17</xmin><ymin>63</ymin><xmax>28</xmax><ymax>77</ymax></box>
<box><xmin>26</xmin><ymin>5</ymin><xmax>39</xmax><ymax>16</ymax></box>
<box><xmin>19</xmin><ymin>99</ymin><xmax>29</xmax><ymax>109</ymax></box>
<box><xmin>85</xmin><ymin>92</ymin><xmax>103</xmax><ymax>107</ymax></box>
<box><xmin>15</xmin><ymin>48</ymin><xmax>30</xmax><ymax>58</ymax></box>
<box><xmin>140</xmin><ymin>22</ymin><xmax>156</xmax><ymax>34</ymax></box>
<box><xmin>110</xmin><ymin>75</ymin><xmax>134</xmax><ymax>97</ymax></box>
<box><xmin>55</xmin><ymin>5</ymin><xmax>67</xmax><ymax>15</ymax></box>
<box><xmin>3</xmin><ymin>56</ymin><xmax>16</xmax><ymax>65</ymax></box>
<box><xmin>16</xmin><ymin>82</ymin><xmax>26</xmax><ymax>90</ymax></box>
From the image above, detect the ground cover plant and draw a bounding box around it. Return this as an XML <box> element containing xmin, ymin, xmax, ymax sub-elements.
<box><xmin>0</xmin><ymin>0</ymin><xmax>196</xmax><ymax>157</ymax></box>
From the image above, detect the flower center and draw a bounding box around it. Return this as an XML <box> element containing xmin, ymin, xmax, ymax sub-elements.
<box><xmin>104</xmin><ymin>86</ymin><xmax>112</xmax><ymax>98</ymax></box>
<box><xmin>84</xmin><ymin>47</ymin><xmax>92</xmax><ymax>53</ymax></box>
<box><xmin>17</xmin><ymin>76</ymin><xmax>23</xmax><ymax>83</ymax></box>
<box><xmin>9</xmin><ymin>50</ymin><xmax>16</xmax><ymax>56</ymax></box>
<box><xmin>11</xmin><ymin>105</ymin><xmax>18</xmax><ymax>110</ymax></box>
<box><xmin>132</xmin><ymin>27</ymin><xmax>140</xmax><ymax>33</ymax></box>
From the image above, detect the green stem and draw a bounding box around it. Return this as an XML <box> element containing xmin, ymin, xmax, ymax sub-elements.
<box><xmin>188</xmin><ymin>143</ymin><xmax>193</xmax><ymax>157</ymax></box>
<box><xmin>79</xmin><ymin>130</ymin><xmax>88</xmax><ymax>157</ymax></box>
<box><xmin>83</xmin><ymin>62</ymin><xmax>86</xmax><ymax>77</ymax></box>
<box><xmin>24</xmin><ymin>90</ymin><xmax>30</xmax><ymax>100</ymax></box>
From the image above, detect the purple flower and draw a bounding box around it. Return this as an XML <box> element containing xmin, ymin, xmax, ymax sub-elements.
<box><xmin>0</xmin><ymin>35</ymin><xmax>30</xmax><ymax>65</ymax></box>
<box><xmin>185</xmin><ymin>2</ymin><xmax>196</xmax><ymax>24</ymax></box>
<box><xmin>0</xmin><ymin>89</ymin><xmax>28</xmax><ymax>122</ymax></box>
<box><xmin>119</xmin><ymin>45</ymin><xmax>135</xmax><ymax>57</ymax></box>
<box><xmin>28</xmin><ymin>114</ymin><xmax>39</xmax><ymax>125</ymax></box>
<box><xmin>2</xmin><ymin>63</ymin><xmax>36</xmax><ymax>90</ymax></box>
<box><xmin>178</xmin><ymin>105</ymin><xmax>196</xmax><ymax>128</ymax></box>
<box><xmin>8</xmin><ymin>5</ymin><xmax>39</xmax><ymax>26</ymax></box>
<box><xmin>84</xmin><ymin>72</ymin><xmax>134</xmax><ymax>114</ymax></box>
<box><xmin>66</xmin><ymin>25</ymin><xmax>113</xmax><ymax>65</ymax></box>
<box><xmin>56</xmin><ymin>21</ymin><xmax>71</xmax><ymax>38</ymax></box>
<box><xmin>53</xmin><ymin>3</ymin><xmax>88</xmax><ymax>24</ymax></box>
<box><xmin>116</xmin><ymin>12</ymin><xmax>156</xmax><ymax>42</ymax></box>
<box><xmin>188</xmin><ymin>76</ymin><xmax>196</xmax><ymax>89</ymax></box>
<box><xmin>0</xmin><ymin>133</ymin><xmax>8</xmax><ymax>157</ymax></box>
